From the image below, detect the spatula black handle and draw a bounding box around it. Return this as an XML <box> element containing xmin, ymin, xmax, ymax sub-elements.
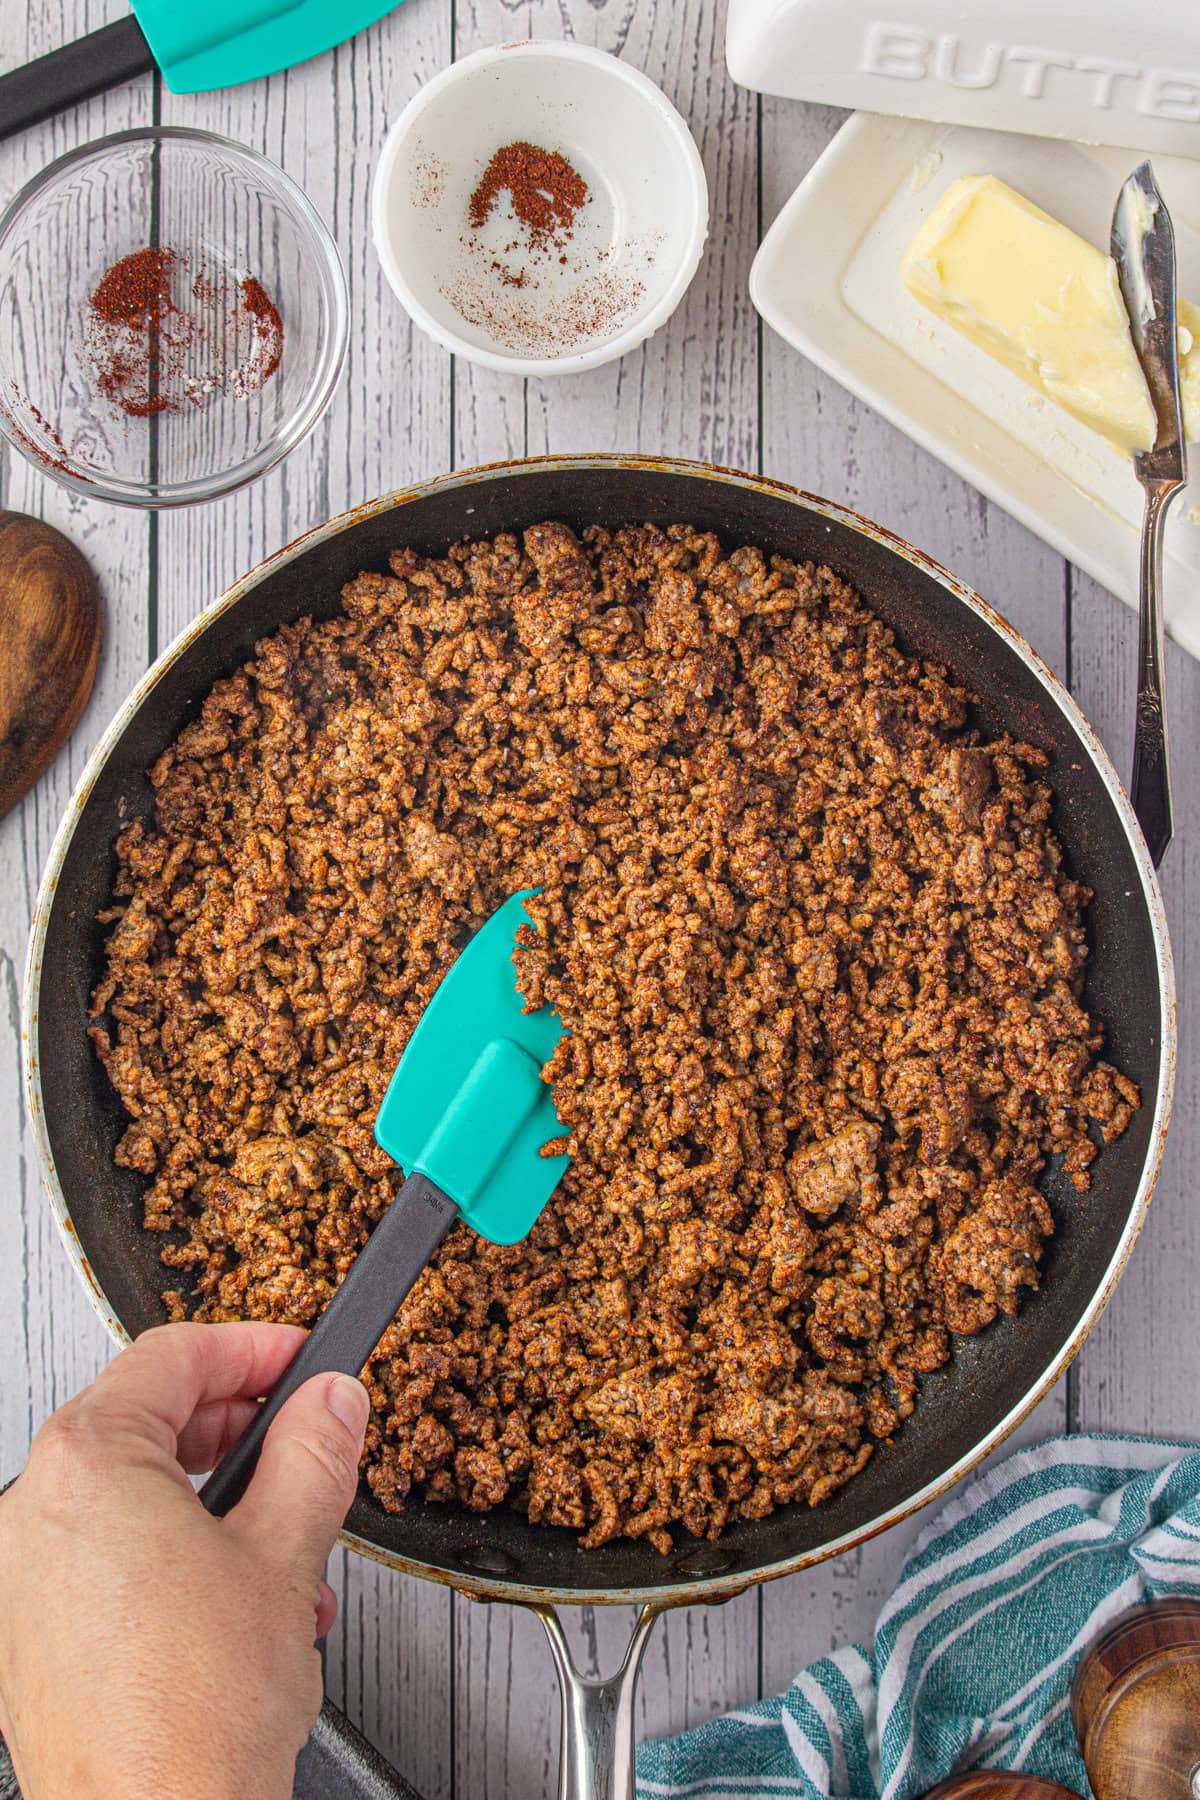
<box><xmin>0</xmin><ymin>15</ymin><xmax>156</xmax><ymax>143</ymax></box>
<box><xmin>199</xmin><ymin>1173</ymin><xmax>458</xmax><ymax>1518</ymax></box>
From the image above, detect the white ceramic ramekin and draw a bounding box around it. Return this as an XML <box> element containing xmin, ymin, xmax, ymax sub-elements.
<box><xmin>371</xmin><ymin>41</ymin><xmax>709</xmax><ymax>377</ymax></box>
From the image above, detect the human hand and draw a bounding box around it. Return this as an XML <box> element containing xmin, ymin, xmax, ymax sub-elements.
<box><xmin>0</xmin><ymin>1322</ymin><xmax>370</xmax><ymax>1800</ymax></box>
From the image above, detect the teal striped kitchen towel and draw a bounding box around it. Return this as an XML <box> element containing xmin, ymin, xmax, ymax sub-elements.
<box><xmin>636</xmin><ymin>1434</ymin><xmax>1200</xmax><ymax>1800</ymax></box>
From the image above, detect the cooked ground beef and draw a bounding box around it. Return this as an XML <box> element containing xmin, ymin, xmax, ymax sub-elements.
<box><xmin>89</xmin><ymin>522</ymin><xmax>1138</xmax><ymax>1552</ymax></box>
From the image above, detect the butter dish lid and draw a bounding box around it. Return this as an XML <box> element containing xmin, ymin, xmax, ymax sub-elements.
<box><xmin>726</xmin><ymin>0</ymin><xmax>1200</xmax><ymax>160</ymax></box>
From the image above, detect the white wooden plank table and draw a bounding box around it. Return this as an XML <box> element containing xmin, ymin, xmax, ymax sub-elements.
<box><xmin>0</xmin><ymin>3</ymin><xmax>1195</xmax><ymax>1796</ymax></box>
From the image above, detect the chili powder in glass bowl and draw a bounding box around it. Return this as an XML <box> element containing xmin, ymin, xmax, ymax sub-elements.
<box><xmin>0</xmin><ymin>127</ymin><xmax>348</xmax><ymax>508</ymax></box>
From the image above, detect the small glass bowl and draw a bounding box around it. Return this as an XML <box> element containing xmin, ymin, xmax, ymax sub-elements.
<box><xmin>0</xmin><ymin>127</ymin><xmax>348</xmax><ymax>507</ymax></box>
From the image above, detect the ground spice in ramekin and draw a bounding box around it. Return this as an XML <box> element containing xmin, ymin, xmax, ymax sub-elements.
<box><xmin>85</xmin><ymin>248</ymin><xmax>284</xmax><ymax>418</ymax></box>
<box><xmin>468</xmin><ymin>141</ymin><xmax>589</xmax><ymax>246</ymax></box>
<box><xmin>445</xmin><ymin>264</ymin><xmax>646</xmax><ymax>355</ymax></box>
<box><xmin>445</xmin><ymin>138</ymin><xmax>643</xmax><ymax>355</ymax></box>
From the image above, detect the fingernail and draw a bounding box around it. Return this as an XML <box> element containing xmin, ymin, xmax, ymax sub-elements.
<box><xmin>326</xmin><ymin>1374</ymin><xmax>369</xmax><ymax>1438</ymax></box>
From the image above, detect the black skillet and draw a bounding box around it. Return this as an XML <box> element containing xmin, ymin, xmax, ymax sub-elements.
<box><xmin>22</xmin><ymin>457</ymin><xmax>1175</xmax><ymax>1800</ymax></box>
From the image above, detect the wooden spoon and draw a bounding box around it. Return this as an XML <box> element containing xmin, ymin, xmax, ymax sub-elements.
<box><xmin>0</xmin><ymin>511</ymin><xmax>101</xmax><ymax>819</ymax></box>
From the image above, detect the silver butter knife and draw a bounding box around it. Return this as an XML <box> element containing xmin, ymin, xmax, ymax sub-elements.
<box><xmin>1111</xmin><ymin>160</ymin><xmax>1188</xmax><ymax>868</ymax></box>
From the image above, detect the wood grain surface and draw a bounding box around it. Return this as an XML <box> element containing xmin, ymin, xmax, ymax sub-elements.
<box><xmin>0</xmin><ymin>3</ymin><xmax>1191</xmax><ymax>1797</ymax></box>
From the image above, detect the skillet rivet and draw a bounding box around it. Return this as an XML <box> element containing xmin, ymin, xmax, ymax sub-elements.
<box><xmin>456</xmin><ymin>1544</ymin><xmax>520</xmax><ymax>1578</ymax></box>
<box><xmin>673</xmin><ymin>1548</ymin><xmax>733</xmax><ymax>1578</ymax></box>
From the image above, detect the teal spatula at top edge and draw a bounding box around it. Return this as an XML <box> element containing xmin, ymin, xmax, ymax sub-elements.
<box><xmin>0</xmin><ymin>0</ymin><xmax>405</xmax><ymax>141</ymax></box>
<box><xmin>200</xmin><ymin>891</ymin><xmax>569</xmax><ymax>1516</ymax></box>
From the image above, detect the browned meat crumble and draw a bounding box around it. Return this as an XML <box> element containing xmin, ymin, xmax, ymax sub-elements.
<box><xmin>89</xmin><ymin>522</ymin><xmax>1138</xmax><ymax>1552</ymax></box>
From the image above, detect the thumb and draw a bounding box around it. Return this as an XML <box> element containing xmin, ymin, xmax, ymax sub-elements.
<box><xmin>230</xmin><ymin>1372</ymin><xmax>369</xmax><ymax>1581</ymax></box>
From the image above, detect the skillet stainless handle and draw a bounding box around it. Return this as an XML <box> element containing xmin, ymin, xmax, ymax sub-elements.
<box><xmin>531</xmin><ymin>1602</ymin><xmax>662</xmax><ymax>1800</ymax></box>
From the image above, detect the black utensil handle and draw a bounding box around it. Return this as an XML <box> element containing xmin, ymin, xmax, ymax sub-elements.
<box><xmin>0</xmin><ymin>15</ymin><xmax>156</xmax><ymax>143</ymax></box>
<box><xmin>200</xmin><ymin>1173</ymin><xmax>458</xmax><ymax>1518</ymax></box>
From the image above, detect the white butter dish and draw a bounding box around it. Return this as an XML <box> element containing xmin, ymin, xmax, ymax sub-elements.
<box><xmin>750</xmin><ymin>113</ymin><xmax>1200</xmax><ymax>656</ymax></box>
<box><xmin>727</xmin><ymin>0</ymin><xmax>1200</xmax><ymax>160</ymax></box>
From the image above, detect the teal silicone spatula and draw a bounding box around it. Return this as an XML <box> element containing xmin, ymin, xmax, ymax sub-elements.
<box><xmin>0</xmin><ymin>0</ymin><xmax>405</xmax><ymax>142</ymax></box>
<box><xmin>199</xmin><ymin>891</ymin><xmax>568</xmax><ymax>1515</ymax></box>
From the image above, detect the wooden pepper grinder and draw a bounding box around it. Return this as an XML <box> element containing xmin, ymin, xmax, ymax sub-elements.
<box><xmin>1072</xmin><ymin>1599</ymin><xmax>1200</xmax><ymax>1800</ymax></box>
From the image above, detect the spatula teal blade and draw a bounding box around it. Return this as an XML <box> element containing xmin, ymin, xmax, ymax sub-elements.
<box><xmin>373</xmin><ymin>890</ymin><xmax>570</xmax><ymax>1245</ymax></box>
<box><xmin>134</xmin><ymin>0</ymin><xmax>404</xmax><ymax>93</ymax></box>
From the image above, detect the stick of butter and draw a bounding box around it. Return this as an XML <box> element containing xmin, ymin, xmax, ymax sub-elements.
<box><xmin>901</xmin><ymin>174</ymin><xmax>1200</xmax><ymax>456</ymax></box>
